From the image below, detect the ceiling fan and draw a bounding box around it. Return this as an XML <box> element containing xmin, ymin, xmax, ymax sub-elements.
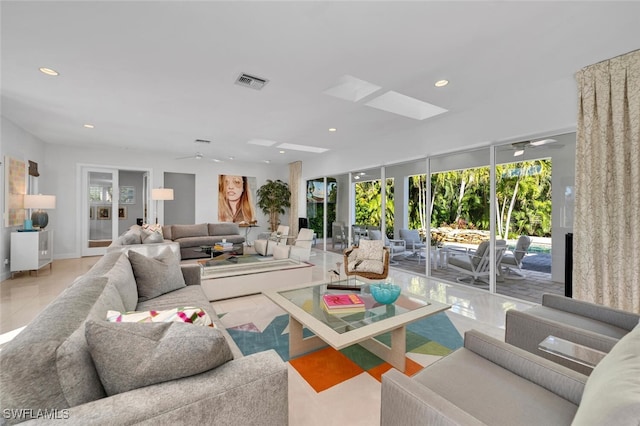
<box><xmin>175</xmin><ymin>152</ymin><xmax>222</xmax><ymax>162</ymax></box>
<box><xmin>510</xmin><ymin>139</ymin><xmax>561</xmax><ymax>157</ymax></box>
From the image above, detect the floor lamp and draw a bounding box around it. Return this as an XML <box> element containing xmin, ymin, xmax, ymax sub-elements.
<box><xmin>151</xmin><ymin>188</ymin><xmax>174</xmax><ymax>224</ymax></box>
<box><xmin>23</xmin><ymin>194</ymin><xmax>57</xmax><ymax>229</ymax></box>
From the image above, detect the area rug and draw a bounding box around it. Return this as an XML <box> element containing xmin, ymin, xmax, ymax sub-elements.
<box><xmin>224</xmin><ymin>312</ymin><xmax>463</xmax><ymax>392</ymax></box>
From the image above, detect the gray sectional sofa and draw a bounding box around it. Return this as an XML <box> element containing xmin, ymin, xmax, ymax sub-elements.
<box><xmin>0</xmin><ymin>242</ymin><xmax>287</xmax><ymax>425</ymax></box>
<box><xmin>381</xmin><ymin>325</ymin><xmax>640</xmax><ymax>425</ymax></box>
<box><xmin>162</xmin><ymin>223</ymin><xmax>245</xmax><ymax>259</ymax></box>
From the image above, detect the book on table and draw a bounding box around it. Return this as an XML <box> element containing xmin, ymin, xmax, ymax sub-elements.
<box><xmin>322</xmin><ymin>293</ymin><xmax>365</xmax><ymax>314</ymax></box>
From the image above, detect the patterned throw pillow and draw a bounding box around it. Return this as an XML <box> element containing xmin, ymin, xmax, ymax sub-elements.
<box><xmin>140</xmin><ymin>223</ymin><xmax>164</xmax><ymax>244</ymax></box>
<box><xmin>356</xmin><ymin>239</ymin><xmax>384</xmax><ymax>261</ymax></box>
<box><xmin>106</xmin><ymin>307</ymin><xmax>213</xmax><ymax>327</ymax></box>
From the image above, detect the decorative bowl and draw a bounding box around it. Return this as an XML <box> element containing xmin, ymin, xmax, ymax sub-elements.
<box><xmin>369</xmin><ymin>283</ymin><xmax>401</xmax><ymax>305</ymax></box>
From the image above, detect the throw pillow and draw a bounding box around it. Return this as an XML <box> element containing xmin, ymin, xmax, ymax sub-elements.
<box><xmin>106</xmin><ymin>307</ymin><xmax>213</xmax><ymax>327</ymax></box>
<box><xmin>128</xmin><ymin>247</ymin><xmax>186</xmax><ymax>302</ymax></box>
<box><xmin>121</xmin><ymin>229</ymin><xmax>142</xmax><ymax>245</ymax></box>
<box><xmin>85</xmin><ymin>320</ymin><xmax>233</xmax><ymax>396</ymax></box>
<box><xmin>141</xmin><ymin>227</ymin><xmax>164</xmax><ymax>244</ymax></box>
<box><xmin>571</xmin><ymin>324</ymin><xmax>640</xmax><ymax>424</ymax></box>
<box><xmin>356</xmin><ymin>239</ymin><xmax>384</xmax><ymax>261</ymax></box>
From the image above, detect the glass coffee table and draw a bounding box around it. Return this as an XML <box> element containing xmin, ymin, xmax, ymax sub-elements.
<box><xmin>264</xmin><ymin>278</ymin><xmax>450</xmax><ymax>372</ymax></box>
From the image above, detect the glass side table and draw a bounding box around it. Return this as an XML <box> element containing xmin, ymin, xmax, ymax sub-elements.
<box><xmin>538</xmin><ymin>336</ymin><xmax>607</xmax><ymax>370</ymax></box>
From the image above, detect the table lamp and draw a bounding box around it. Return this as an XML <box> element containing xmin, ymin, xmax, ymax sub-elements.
<box><xmin>24</xmin><ymin>194</ymin><xmax>56</xmax><ymax>229</ymax></box>
<box><xmin>151</xmin><ymin>188</ymin><xmax>174</xmax><ymax>224</ymax></box>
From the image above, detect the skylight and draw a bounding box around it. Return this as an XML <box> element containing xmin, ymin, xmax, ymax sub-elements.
<box><xmin>365</xmin><ymin>91</ymin><xmax>448</xmax><ymax>121</ymax></box>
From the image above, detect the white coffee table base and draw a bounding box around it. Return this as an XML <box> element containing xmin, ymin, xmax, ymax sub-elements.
<box><xmin>288</xmin><ymin>315</ymin><xmax>407</xmax><ymax>372</ymax></box>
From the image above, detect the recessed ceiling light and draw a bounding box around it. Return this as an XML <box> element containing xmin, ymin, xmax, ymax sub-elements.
<box><xmin>264</xmin><ymin>160</ymin><xmax>271</xmax><ymax>164</ymax></box>
<box><xmin>39</xmin><ymin>67</ymin><xmax>59</xmax><ymax>76</ymax></box>
<box><xmin>359</xmin><ymin>172</ymin><xmax>366</xmax><ymax>175</ymax></box>
<box><xmin>434</xmin><ymin>79</ymin><xmax>449</xmax><ymax>87</ymax></box>
<box><xmin>354</xmin><ymin>176</ymin><xmax>360</xmax><ymax>180</ymax></box>
<box><xmin>228</xmin><ymin>156</ymin><xmax>234</xmax><ymax>160</ymax></box>
<box><xmin>513</xmin><ymin>149</ymin><xmax>525</xmax><ymax>157</ymax></box>
<box><xmin>279</xmin><ymin>150</ymin><xmax>285</xmax><ymax>154</ymax></box>
<box><xmin>328</xmin><ymin>128</ymin><xmax>337</xmax><ymax>132</ymax></box>
<box><xmin>530</xmin><ymin>138</ymin><xmax>557</xmax><ymax>146</ymax></box>
<box><xmin>83</xmin><ymin>124</ymin><xmax>94</xmax><ymax>129</ymax></box>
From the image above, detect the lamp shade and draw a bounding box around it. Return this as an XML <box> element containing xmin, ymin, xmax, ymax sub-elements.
<box><xmin>151</xmin><ymin>188</ymin><xmax>174</xmax><ymax>201</ymax></box>
<box><xmin>24</xmin><ymin>194</ymin><xmax>56</xmax><ymax>209</ymax></box>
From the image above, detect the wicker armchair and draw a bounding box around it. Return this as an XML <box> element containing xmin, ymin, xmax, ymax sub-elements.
<box><xmin>343</xmin><ymin>240</ymin><xmax>390</xmax><ymax>280</ymax></box>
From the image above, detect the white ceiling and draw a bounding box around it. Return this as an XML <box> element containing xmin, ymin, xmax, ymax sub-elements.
<box><xmin>2</xmin><ymin>1</ymin><xmax>640</xmax><ymax>170</ymax></box>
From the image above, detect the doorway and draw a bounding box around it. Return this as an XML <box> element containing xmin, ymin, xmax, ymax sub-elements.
<box><xmin>80</xmin><ymin>166</ymin><xmax>150</xmax><ymax>257</ymax></box>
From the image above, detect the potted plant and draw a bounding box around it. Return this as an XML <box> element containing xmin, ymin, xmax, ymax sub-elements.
<box><xmin>256</xmin><ymin>179</ymin><xmax>291</xmax><ymax>231</ymax></box>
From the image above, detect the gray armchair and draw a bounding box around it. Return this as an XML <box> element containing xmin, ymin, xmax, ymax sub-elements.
<box><xmin>382</xmin><ymin>326</ymin><xmax>640</xmax><ymax>425</ymax></box>
<box><xmin>381</xmin><ymin>330</ymin><xmax>586</xmax><ymax>425</ymax></box>
<box><xmin>506</xmin><ymin>293</ymin><xmax>640</xmax><ymax>374</ymax></box>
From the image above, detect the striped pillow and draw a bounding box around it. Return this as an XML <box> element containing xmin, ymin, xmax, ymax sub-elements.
<box><xmin>106</xmin><ymin>307</ymin><xmax>213</xmax><ymax>327</ymax></box>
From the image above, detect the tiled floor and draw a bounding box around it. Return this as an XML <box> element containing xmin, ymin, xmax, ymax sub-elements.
<box><xmin>0</xmin><ymin>248</ymin><xmax>536</xmax><ymax>425</ymax></box>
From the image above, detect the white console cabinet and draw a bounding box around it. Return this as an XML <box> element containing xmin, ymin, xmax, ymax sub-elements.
<box><xmin>11</xmin><ymin>230</ymin><xmax>53</xmax><ymax>277</ymax></box>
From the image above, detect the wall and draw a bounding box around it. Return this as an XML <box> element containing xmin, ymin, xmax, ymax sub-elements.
<box><xmin>164</xmin><ymin>172</ymin><xmax>195</xmax><ymax>225</ymax></box>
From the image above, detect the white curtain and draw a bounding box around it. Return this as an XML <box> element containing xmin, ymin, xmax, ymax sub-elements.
<box><xmin>289</xmin><ymin>161</ymin><xmax>302</xmax><ymax>238</ymax></box>
<box><xmin>574</xmin><ymin>49</ymin><xmax>640</xmax><ymax>312</ymax></box>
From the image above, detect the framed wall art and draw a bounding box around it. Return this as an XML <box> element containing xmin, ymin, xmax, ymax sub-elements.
<box><xmin>4</xmin><ymin>156</ymin><xmax>27</xmax><ymax>227</ymax></box>
<box><xmin>119</xmin><ymin>186</ymin><xmax>135</xmax><ymax>204</ymax></box>
<box><xmin>97</xmin><ymin>206</ymin><xmax>111</xmax><ymax>220</ymax></box>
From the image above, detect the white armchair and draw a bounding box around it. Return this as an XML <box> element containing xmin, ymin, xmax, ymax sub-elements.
<box><xmin>253</xmin><ymin>225</ymin><xmax>289</xmax><ymax>256</ymax></box>
<box><xmin>501</xmin><ymin>235</ymin><xmax>532</xmax><ymax>279</ymax></box>
<box><xmin>273</xmin><ymin>228</ymin><xmax>314</xmax><ymax>262</ymax></box>
<box><xmin>448</xmin><ymin>240</ymin><xmax>507</xmax><ymax>284</ymax></box>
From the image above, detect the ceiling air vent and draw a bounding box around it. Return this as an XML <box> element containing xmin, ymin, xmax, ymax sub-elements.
<box><xmin>194</xmin><ymin>139</ymin><xmax>211</xmax><ymax>144</ymax></box>
<box><xmin>235</xmin><ymin>73</ymin><xmax>269</xmax><ymax>90</ymax></box>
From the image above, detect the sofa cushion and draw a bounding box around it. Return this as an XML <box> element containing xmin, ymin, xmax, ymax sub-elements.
<box><xmin>0</xmin><ymin>274</ymin><xmax>114</xmax><ymax>414</ymax></box>
<box><xmin>56</xmin><ymin>275</ymin><xmax>130</xmax><ymax>407</ymax></box>
<box><xmin>209</xmin><ymin>222</ymin><xmax>240</xmax><ymax>236</ymax></box>
<box><xmin>171</xmin><ymin>223</ymin><xmax>209</xmax><ymax>240</ymax></box>
<box><xmin>175</xmin><ymin>236</ymin><xmax>219</xmax><ymax>248</ymax></box>
<box><xmin>85</xmin><ymin>320</ymin><xmax>233</xmax><ymax>396</ymax></box>
<box><xmin>413</xmin><ymin>348</ymin><xmax>578</xmax><ymax>425</ymax></box>
<box><xmin>103</xmin><ymin>253</ymin><xmax>138</xmax><ymax>311</ymax></box>
<box><xmin>571</xmin><ymin>324</ymin><xmax>640</xmax><ymax>424</ymax></box>
<box><xmin>106</xmin><ymin>307</ymin><xmax>213</xmax><ymax>327</ymax></box>
<box><xmin>128</xmin><ymin>248</ymin><xmax>186</xmax><ymax>302</ymax></box>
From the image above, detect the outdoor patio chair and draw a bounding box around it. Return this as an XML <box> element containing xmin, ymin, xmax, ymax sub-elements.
<box><xmin>368</xmin><ymin>230</ymin><xmax>406</xmax><ymax>265</ymax></box>
<box><xmin>273</xmin><ymin>228</ymin><xmax>314</xmax><ymax>262</ymax></box>
<box><xmin>399</xmin><ymin>228</ymin><xmax>426</xmax><ymax>257</ymax></box>
<box><xmin>447</xmin><ymin>239</ymin><xmax>507</xmax><ymax>284</ymax></box>
<box><xmin>331</xmin><ymin>221</ymin><xmax>348</xmax><ymax>250</ymax></box>
<box><xmin>501</xmin><ymin>235</ymin><xmax>532</xmax><ymax>279</ymax></box>
<box><xmin>343</xmin><ymin>239</ymin><xmax>390</xmax><ymax>280</ymax></box>
<box><xmin>253</xmin><ymin>225</ymin><xmax>289</xmax><ymax>256</ymax></box>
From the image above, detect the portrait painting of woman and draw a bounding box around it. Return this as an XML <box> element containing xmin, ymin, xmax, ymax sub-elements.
<box><xmin>218</xmin><ymin>174</ymin><xmax>257</xmax><ymax>223</ymax></box>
